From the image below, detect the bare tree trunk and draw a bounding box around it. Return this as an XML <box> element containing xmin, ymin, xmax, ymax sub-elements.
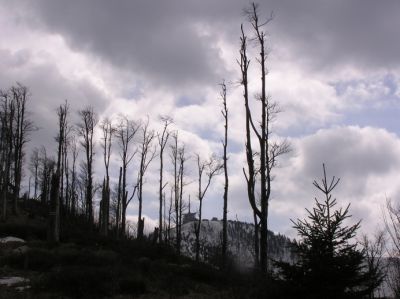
<box><xmin>194</xmin><ymin>154</ymin><xmax>222</xmax><ymax>262</ymax></box>
<box><xmin>116</xmin><ymin>167</ymin><xmax>122</xmax><ymax>237</ymax></box>
<box><xmin>11</xmin><ymin>84</ymin><xmax>34</xmax><ymax>215</ymax></box>
<box><xmin>240</xmin><ymin>5</ymin><xmax>290</xmax><ymax>274</ymax></box>
<box><xmin>0</xmin><ymin>93</ymin><xmax>14</xmax><ymax>221</ymax></box>
<box><xmin>158</xmin><ymin>117</ymin><xmax>171</xmax><ymax>243</ymax></box>
<box><xmin>78</xmin><ymin>106</ymin><xmax>97</xmax><ymax>226</ymax></box>
<box><xmin>101</xmin><ymin>118</ymin><xmax>113</xmax><ymax>236</ymax></box>
<box><xmin>70</xmin><ymin>136</ymin><xmax>78</xmax><ymax>216</ymax></box>
<box><xmin>48</xmin><ymin>102</ymin><xmax>68</xmax><ymax>242</ymax></box>
<box><xmin>253</xmin><ymin>209</ymin><xmax>260</xmax><ymax>267</ymax></box>
<box><xmin>137</xmin><ymin>118</ymin><xmax>156</xmax><ymax>240</ymax></box>
<box><xmin>220</xmin><ymin>81</ymin><xmax>229</xmax><ymax>269</ymax></box>
<box><xmin>116</xmin><ymin>116</ymin><xmax>138</xmax><ymax>237</ymax></box>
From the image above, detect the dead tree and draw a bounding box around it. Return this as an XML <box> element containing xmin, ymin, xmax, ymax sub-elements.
<box><xmin>360</xmin><ymin>231</ymin><xmax>387</xmax><ymax>298</ymax></box>
<box><xmin>38</xmin><ymin>147</ymin><xmax>54</xmax><ymax>205</ymax></box>
<box><xmin>170</xmin><ymin>132</ymin><xmax>188</xmax><ymax>254</ymax></box>
<box><xmin>240</xmin><ymin>3</ymin><xmax>290</xmax><ymax>273</ymax></box>
<box><xmin>8</xmin><ymin>84</ymin><xmax>34</xmax><ymax>215</ymax></box>
<box><xmin>69</xmin><ymin>135</ymin><xmax>79</xmax><ymax>215</ymax></box>
<box><xmin>48</xmin><ymin>101</ymin><xmax>68</xmax><ymax>242</ymax></box>
<box><xmin>220</xmin><ymin>81</ymin><xmax>229</xmax><ymax>268</ymax></box>
<box><xmin>136</xmin><ymin>118</ymin><xmax>156</xmax><ymax>240</ymax></box>
<box><xmin>157</xmin><ymin>116</ymin><xmax>172</xmax><ymax>242</ymax></box>
<box><xmin>383</xmin><ymin>198</ymin><xmax>400</xmax><ymax>296</ymax></box>
<box><xmin>100</xmin><ymin>118</ymin><xmax>114</xmax><ymax>235</ymax></box>
<box><xmin>116</xmin><ymin>166</ymin><xmax>122</xmax><ymax>235</ymax></box>
<box><xmin>29</xmin><ymin>148</ymin><xmax>40</xmax><ymax>199</ymax></box>
<box><xmin>194</xmin><ymin>154</ymin><xmax>223</xmax><ymax>262</ymax></box>
<box><xmin>77</xmin><ymin>106</ymin><xmax>97</xmax><ymax>225</ymax></box>
<box><xmin>165</xmin><ymin>186</ymin><xmax>174</xmax><ymax>244</ymax></box>
<box><xmin>177</xmin><ymin>145</ymin><xmax>188</xmax><ymax>252</ymax></box>
<box><xmin>116</xmin><ymin>115</ymin><xmax>139</xmax><ymax>237</ymax></box>
<box><xmin>0</xmin><ymin>90</ymin><xmax>14</xmax><ymax>221</ymax></box>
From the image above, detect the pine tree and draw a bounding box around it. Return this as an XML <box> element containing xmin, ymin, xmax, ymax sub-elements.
<box><xmin>276</xmin><ymin>164</ymin><xmax>381</xmax><ymax>298</ymax></box>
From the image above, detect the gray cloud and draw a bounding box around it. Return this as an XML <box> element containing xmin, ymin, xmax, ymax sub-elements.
<box><xmin>0</xmin><ymin>47</ymin><xmax>109</xmax><ymax>155</ymax></box>
<box><xmin>19</xmin><ymin>0</ymin><xmax>236</xmax><ymax>90</ymax></box>
<box><xmin>14</xmin><ymin>0</ymin><xmax>399</xmax><ymax>91</ymax></box>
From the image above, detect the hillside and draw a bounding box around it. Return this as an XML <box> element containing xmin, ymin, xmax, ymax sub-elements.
<box><xmin>0</xmin><ymin>201</ymin><xmax>294</xmax><ymax>298</ymax></box>
<box><xmin>177</xmin><ymin>218</ymin><xmax>296</xmax><ymax>268</ymax></box>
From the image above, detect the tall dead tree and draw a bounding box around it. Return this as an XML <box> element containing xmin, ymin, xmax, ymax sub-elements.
<box><xmin>11</xmin><ymin>84</ymin><xmax>34</xmax><ymax>214</ymax></box>
<box><xmin>38</xmin><ymin>147</ymin><xmax>54</xmax><ymax>205</ymax></box>
<box><xmin>177</xmin><ymin>145</ymin><xmax>187</xmax><ymax>252</ymax></box>
<box><xmin>0</xmin><ymin>89</ymin><xmax>14</xmax><ymax>221</ymax></box>
<box><xmin>157</xmin><ymin>116</ymin><xmax>172</xmax><ymax>243</ymax></box>
<box><xmin>116</xmin><ymin>115</ymin><xmax>139</xmax><ymax>237</ymax></box>
<box><xmin>240</xmin><ymin>23</ymin><xmax>259</xmax><ymax>268</ymax></box>
<box><xmin>69</xmin><ymin>135</ymin><xmax>79</xmax><ymax>215</ymax></box>
<box><xmin>220</xmin><ymin>82</ymin><xmax>229</xmax><ymax>268</ymax></box>
<box><xmin>29</xmin><ymin>148</ymin><xmax>40</xmax><ymax>199</ymax></box>
<box><xmin>48</xmin><ymin>102</ymin><xmax>68</xmax><ymax>242</ymax></box>
<box><xmin>194</xmin><ymin>154</ymin><xmax>222</xmax><ymax>262</ymax></box>
<box><xmin>240</xmin><ymin>3</ymin><xmax>290</xmax><ymax>273</ymax></box>
<box><xmin>170</xmin><ymin>132</ymin><xmax>188</xmax><ymax>254</ymax></box>
<box><xmin>136</xmin><ymin>118</ymin><xmax>156</xmax><ymax>240</ymax></box>
<box><xmin>115</xmin><ymin>166</ymin><xmax>122</xmax><ymax>235</ymax></box>
<box><xmin>77</xmin><ymin>106</ymin><xmax>97</xmax><ymax>225</ymax></box>
<box><xmin>100</xmin><ymin>118</ymin><xmax>114</xmax><ymax>235</ymax></box>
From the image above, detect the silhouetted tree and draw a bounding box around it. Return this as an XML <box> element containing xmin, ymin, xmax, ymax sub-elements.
<box><xmin>77</xmin><ymin>106</ymin><xmax>97</xmax><ymax>225</ymax></box>
<box><xmin>240</xmin><ymin>3</ymin><xmax>290</xmax><ymax>273</ymax></box>
<box><xmin>220</xmin><ymin>81</ymin><xmax>229</xmax><ymax>269</ymax></box>
<box><xmin>170</xmin><ymin>132</ymin><xmax>188</xmax><ymax>254</ymax></box>
<box><xmin>360</xmin><ymin>231</ymin><xmax>387</xmax><ymax>298</ymax></box>
<box><xmin>115</xmin><ymin>115</ymin><xmax>139</xmax><ymax>237</ymax></box>
<box><xmin>0</xmin><ymin>89</ymin><xmax>15</xmax><ymax>220</ymax></box>
<box><xmin>115</xmin><ymin>166</ymin><xmax>122</xmax><ymax>235</ymax></box>
<box><xmin>276</xmin><ymin>164</ymin><xmax>381</xmax><ymax>298</ymax></box>
<box><xmin>11</xmin><ymin>84</ymin><xmax>34</xmax><ymax>214</ymax></box>
<box><xmin>38</xmin><ymin>147</ymin><xmax>54</xmax><ymax>205</ymax></box>
<box><xmin>136</xmin><ymin>117</ymin><xmax>156</xmax><ymax>240</ymax></box>
<box><xmin>194</xmin><ymin>154</ymin><xmax>222</xmax><ymax>262</ymax></box>
<box><xmin>29</xmin><ymin>148</ymin><xmax>40</xmax><ymax>199</ymax></box>
<box><xmin>0</xmin><ymin>84</ymin><xmax>34</xmax><ymax>219</ymax></box>
<box><xmin>48</xmin><ymin>101</ymin><xmax>68</xmax><ymax>242</ymax></box>
<box><xmin>383</xmin><ymin>198</ymin><xmax>400</xmax><ymax>297</ymax></box>
<box><xmin>100</xmin><ymin>118</ymin><xmax>114</xmax><ymax>235</ymax></box>
<box><xmin>157</xmin><ymin>116</ymin><xmax>172</xmax><ymax>243</ymax></box>
<box><xmin>69</xmin><ymin>135</ymin><xmax>79</xmax><ymax>215</ymax></box>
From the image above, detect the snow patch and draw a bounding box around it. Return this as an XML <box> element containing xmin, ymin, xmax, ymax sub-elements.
<box><xmin>0</xmin><ymin>237</ymin><xmax>25</xmax><ymax>244</ymax></box>
<box><xmin>0</xmin><ymin>277</ymin><xmax>28</xmax><ymax>286</ymax></box>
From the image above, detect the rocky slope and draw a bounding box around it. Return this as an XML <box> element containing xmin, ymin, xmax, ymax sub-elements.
<box><xmin>178</xmin><ymin>218</ymin><xmax>296</xmax><ymax>269</ymax></box>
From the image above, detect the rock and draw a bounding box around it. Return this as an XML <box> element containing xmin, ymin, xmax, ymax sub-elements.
<box><xmin>12</xmin><ymin>245</ymin><xmax>29</xmax><ymax>255</ymax></box>
<box><xmin>0</xmin><ymin>237</ymin><xmax>26</xmax><ymax>253</ymax></box>
<box><xmin>15</xmin><ymin>285</ymin><xmax>31</xmax><ymax>292</ymax></box>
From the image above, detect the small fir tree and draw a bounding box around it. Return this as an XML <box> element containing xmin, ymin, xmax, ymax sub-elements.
<box><xmin>276</xmin><ymin>164</ymin><xmax>380</xmax><ymax>298</ymax></box>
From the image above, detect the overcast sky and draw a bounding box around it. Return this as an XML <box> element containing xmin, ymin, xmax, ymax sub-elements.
<box><xmin>1</xmin><ymin>0</ymin><xmax>400</xmax><ymax>238</ymax></box>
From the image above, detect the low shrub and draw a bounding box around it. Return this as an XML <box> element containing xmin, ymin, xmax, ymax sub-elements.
<box><xmin>35</xmin><ymin>265</ymin><xmax>116</xmax><ymax>298</ymax></box>
<box><xmin>118</xmin><ymin>276</ymin><xmax>147</xmax><ymax>295</ymax></box>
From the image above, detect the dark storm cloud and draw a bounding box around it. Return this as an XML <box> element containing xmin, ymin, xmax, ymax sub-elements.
<box><xmin>17</xmin><ymin>0</ymin><xmax>399</xmax><ymax>88</ymax></box>
<box><xmin>21</xmin><ymin>0</ymin><xmax>239</xmax><ymax>89</ymax></box>
<box><xmin>267</xmin><ymin>0</ymin><xmax>400</xmax><ymax>72</ymax></box>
